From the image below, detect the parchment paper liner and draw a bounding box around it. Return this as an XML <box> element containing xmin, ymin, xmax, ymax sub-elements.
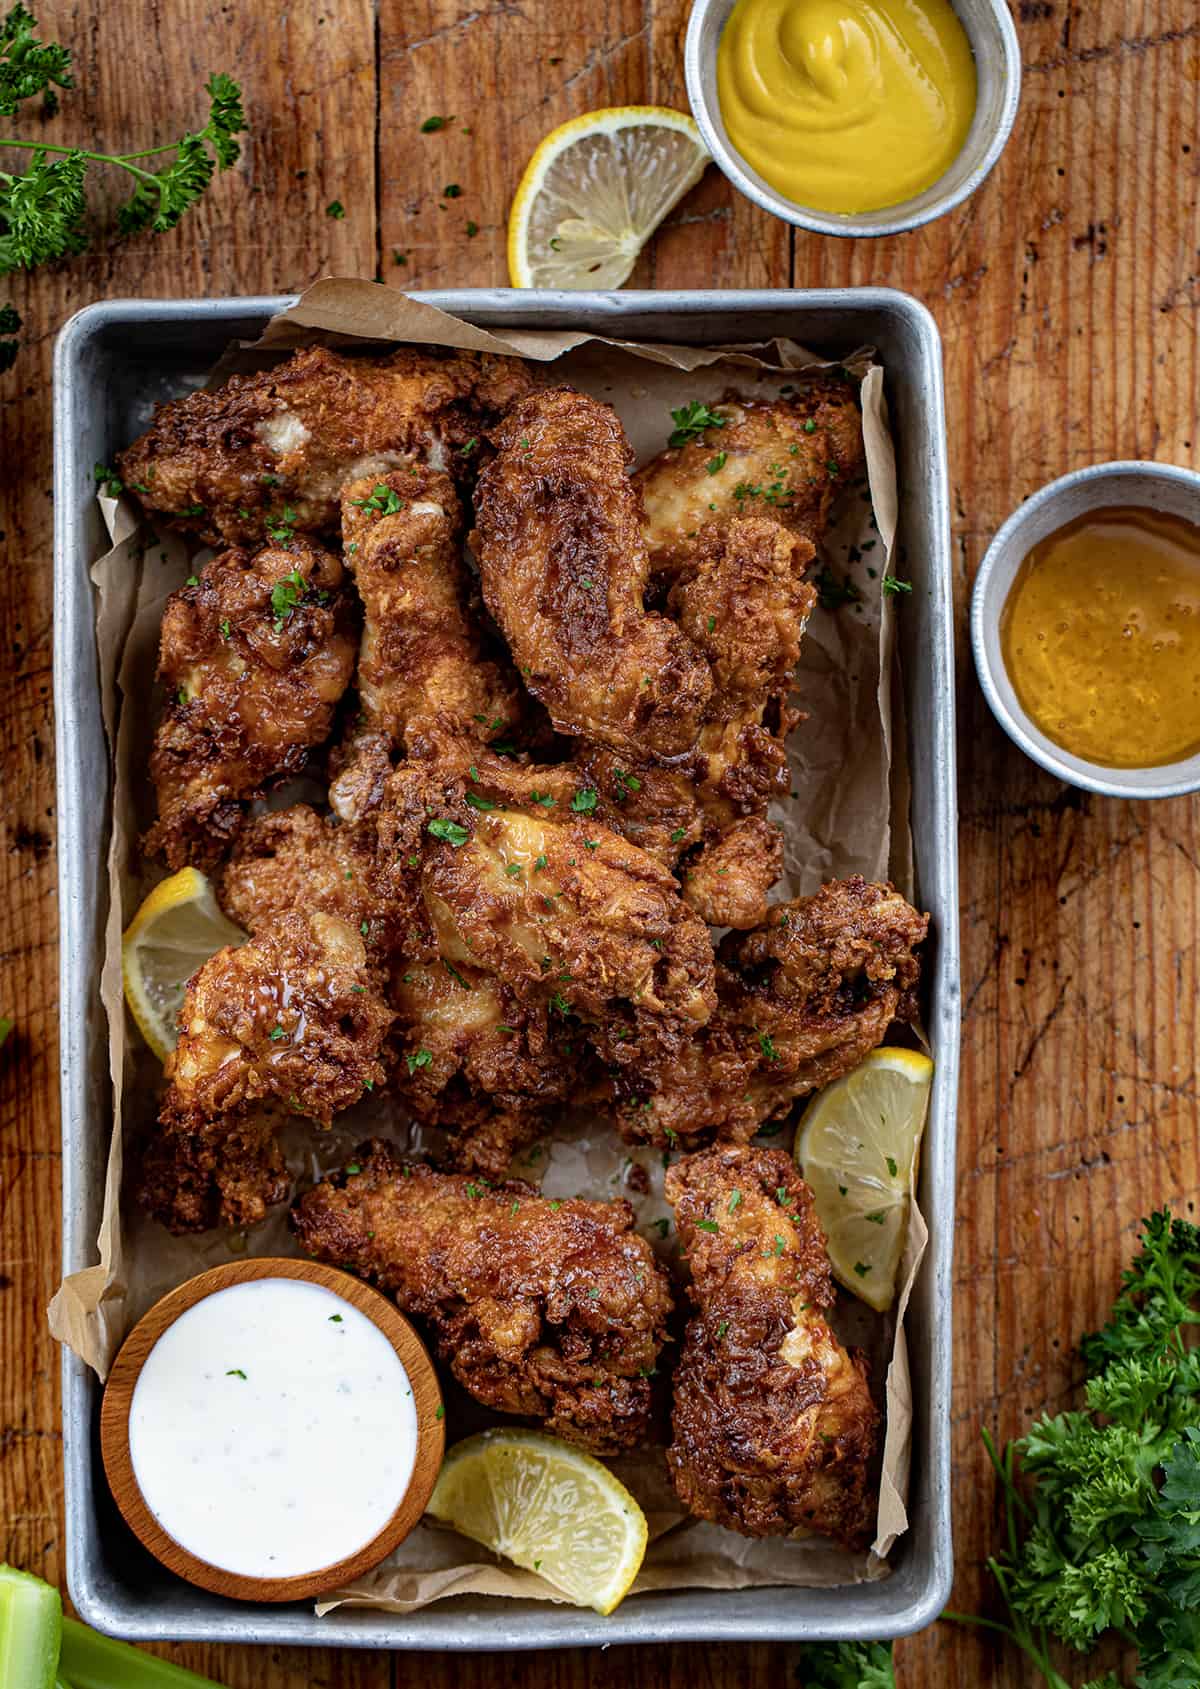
<box><xmin>48</xmin><ymin>279</ymin><xmax>927</xmax><ymax>1609</ymax></box>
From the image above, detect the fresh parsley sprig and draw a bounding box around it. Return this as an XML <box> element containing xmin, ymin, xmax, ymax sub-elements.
<box><xmin>796</xmin><ymin>1640</ymin><xmax>896</xmax><ymax>1688</ymax></box>
<box><xmin>948</xmin><ymin>1210</ymin><xmax>1200</xmax><ymax>1689</ymax></box>
<box><xmin>0</xmin><ymin>5</ymin><xmax>246</xmax><ymax>355</ymax></box>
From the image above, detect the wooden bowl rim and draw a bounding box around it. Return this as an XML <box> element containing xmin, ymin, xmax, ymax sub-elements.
<box><xmin>99</xmin><ymin>1255</ymin><xmax>445</xmax><ymax>1603</ymax></box>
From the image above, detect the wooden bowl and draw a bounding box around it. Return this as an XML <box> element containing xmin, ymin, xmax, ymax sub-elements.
<box><xmin>100</xmin><ymin>1256</ymin><xmax>444</xmax><ymax>1603</ymax></box>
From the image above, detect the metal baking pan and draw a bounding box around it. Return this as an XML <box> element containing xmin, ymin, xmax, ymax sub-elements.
<box><xmin>53</xmin><ymin>289</ymin><xmax>960</xmax><ymax>1649</ymax></box>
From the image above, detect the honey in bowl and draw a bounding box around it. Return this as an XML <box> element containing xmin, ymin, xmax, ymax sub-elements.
<box><xmin>1000</xmin><ymin>505</ymin><xmax>1200</xmax><ymax>769</ymax></box>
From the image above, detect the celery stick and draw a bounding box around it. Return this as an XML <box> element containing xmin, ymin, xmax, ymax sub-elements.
<box><xmin>0</xmin><ymin>1564</ymin><xmax>62</xmax><ymax>1689</ymax></box>
<box><xmin>58</xmin><ymin>1619</ymin><xmax>223</xmax><ymax>1689</ymax></box>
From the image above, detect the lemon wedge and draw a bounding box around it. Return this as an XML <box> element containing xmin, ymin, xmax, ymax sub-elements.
<box><xmin>794</xmin><ymin>1046</ymin><xmax>934</xmax><ymax>1313</ymax></box>
<box><xmin>121</xmin><ymin>867</ymin><xmax>246</xmax><ymax>1062</ymax></box>
<box><xmin>507</xmin><ymin>106</ymin><xmax>709</xmax><ymax>289</ymax></box>
<box><xmin>427</xmin><ymin>1429</ymin><xmax>647</xmax><ymax>1614</ymax></box>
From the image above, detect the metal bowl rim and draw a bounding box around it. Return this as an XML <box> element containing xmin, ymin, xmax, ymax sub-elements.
<box><xmin>970</xmin><ymin>459</ymin><xmax>1200</xmax><ymax>800</ymax></box>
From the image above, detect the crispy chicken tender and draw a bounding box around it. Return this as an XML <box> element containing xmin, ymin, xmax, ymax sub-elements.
<box><xmin>635</xmin><ymin>375</ymin><xmax>865</xmax><ymax>577</ymax></box>
<box><xmin>388</xmin><ymin>959</ymin><xmax>576</xmax><ymax>1178</ymax></box>
<box><xmin>291</xmin><ymin>1140</ymin><xmax>675</xmax><ymax>1453</ymax></box>
<box><xmin>139</xmin><ymin>911</ymin><xmax>393</xmax><ymax>1235</ymax></box>
<box><xmin>145</xmin><ymin>538</ymin><xmax>358</xmax><ymax>869</ymax></box>
<box><xmin>608</xmin><ymin>877</ymin><xmax>928</xmax><ymax>1147</ymax></box>
<box><xmin>472</xmin><ymin>388</ymin><xmax>712</xmax><ymax>761</ymax></box>
<box><xmin>372</xmin><ymin>727</ymin><xmax>717</xmax><ymax>1063</ymax></box>
<box><xmin>118</xmin><ymin>345</ymin><xmax>536</xmax><ymax>549</ymax></box>
<box><xmin>339</xmin><ymin>465</ymin><xmax>521</xmax><ymax>751</ymax></box>
<box><xmin>165</xmin><ymin>910</ymin><xmax>392</xmax><ymax>1123</ymax></box>
<box><xmin>666</xmin><ymin>1144</ymin><xmax>879</xmax><ymax>1548</ymax></box>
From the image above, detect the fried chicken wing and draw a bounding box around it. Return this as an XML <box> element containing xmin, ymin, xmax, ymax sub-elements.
<box><xmin>145</xmin><ymin>537</ymin><xmax>358</xmax><ymax>868</ymax></box>
<box><xmin>574</xmin><ymin>517</ymin><xmax>815</xmax><ymax>927</ymax></box>
<box><xmin>137</xmin><ymin>1108</ymin><xmax>289</xmax><ymax>1237</ymax></box>
<box><xmin>339</xmin><ymin>465</ymin><xmax>521</xmax><ymax>751</ymax></box>
<box><xmin>388</xmin><ymin>959</ymin><xmax>576</xmax><ymax>1177</ymax></box>
<box><xmin>373</xmin><ymin>727</ymin><xmax>717</xmax><ymax>1062</ymax></box>
<box><xmin>608</xmin><ymin>877</ymin><xmax>927</xmax><ymax>1147</ymax></box>
<box><xmin>118</xmin><ymin>345</ymin><xmax>535</xmax><ymax>549</ymax></box>
<box><xmin>165</xmin><ymin>910</ymin><xmax>391</xmax><ymax>1123</ymax></box>
<box><xmin>139</xmin><ymin>911</ymin><xmax>393</xmax><ymax>1234</ymax></box>
<box><xmin>635</xmin><ymin>375</ymin><xmax>865</xmax><ymax>577</ymax></box>
<box><xmin>291</xmin><ymin>1139</ymin><xmax>674</xmax><ymax>1453</ymax></box>
<box><xmin>218</xmin><ymin>803</ymin><xmax>387</xmax><ymax>940</ymax></box>
<box><xmin>666</xmin><ymin>1144</ymin><xmax>879</xmax><ymax>1547</ymax></box>
<box><xmin>472</xmin><ymin>388</ymin><xmax>712</xmax><ymax>761</ymax></box>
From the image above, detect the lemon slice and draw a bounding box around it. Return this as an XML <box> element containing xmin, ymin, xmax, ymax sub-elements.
<box><xmin>508</xmin><ymin>107</ymin><xmax>709</xmax><ymax>289</ymax></box>
<box><xmin>794</xmin><ymin>1046</ymin><xmax>934</xmax><ymax>1313</ymax></box>
<box><xmin>121</xmin><ymin>867</ymin><xmax>246</xmax><ymax>1062</ymax></box>
<box><xmin>427</xmin><ymin>1429</ymin><xmax>647</xmax><ymax>1614</ymax></box>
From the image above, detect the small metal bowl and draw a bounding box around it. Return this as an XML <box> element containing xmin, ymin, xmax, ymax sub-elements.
<box><xmin>684</xmin><ymin>0</ymin><xmax>1021</xmax><ymax>237</ymax></box>
<box><xmin>971</xmin><ymin>461</ymin><xmax>1200</xmax><ymax>800</ymax></box>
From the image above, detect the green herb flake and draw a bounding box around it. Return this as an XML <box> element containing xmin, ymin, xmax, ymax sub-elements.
<box><xmin>420</xmin><ymin>115</ymin><xmax>455</xmax><ymax>131</ymax></box>
<box><xmin>326</xmin><ymin>199</ymin><xmax>345</xmax><ymax>219</ymax></box>
<box><xmin>668</xmin><ymin>401</ymin><xmax>727</xmax><ymax>449</ymax></box>
<box><xmin>427</xmin><ymin>817</ymin><xmax>470</xmax><ymax>846</ymax></box>
<box><xmin>571</xmin><ymin>787</ymin><xmax>597</xmax><ymax>814</ymax></box>
<box><xmin>406</xmin><ymin>1047</ymin><xmax>433</xmax><ymax>1073</ymax></box>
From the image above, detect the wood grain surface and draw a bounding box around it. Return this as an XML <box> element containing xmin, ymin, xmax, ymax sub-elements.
<box><xmin>0</xmin><ymin>2</ymin><xmax>1196</xmax><ymax>1684</ymax></box>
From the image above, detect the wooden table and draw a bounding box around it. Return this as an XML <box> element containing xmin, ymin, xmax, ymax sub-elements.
<box><xmin>2</xmin><ymin>2</ymin><xmax>1196</xmax><ymax>1682</ymax></box>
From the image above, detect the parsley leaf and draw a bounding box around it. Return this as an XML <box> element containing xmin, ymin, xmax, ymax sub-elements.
<box><xmin>570</xmin><ymin>787</ymin><xmax>597</xmax><ymax>813</ymax></box>
<box><xmin>427</xmin><ymin>817</ymin><xmax>470</xmax><ymax>847</ymax></box>
<box><xmin>668</xmin><ymin>401</ymin><xmax>727</xmax><ymax>449</ymax></box>
<box><xmin>352</xmin><ymin>482</ymin><xmax>404</xmax><ymax>515</ymax></box>
<box><xmin>270</xmin><ymin>567</ymin><xmax>306</xmax><ymax>626</ymax></box>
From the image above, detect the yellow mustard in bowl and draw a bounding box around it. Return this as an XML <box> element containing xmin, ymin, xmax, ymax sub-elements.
<box><xmin>716</xmin><ymin>0</ymin><xmax>977</xmax><ymax>215</ymax></box>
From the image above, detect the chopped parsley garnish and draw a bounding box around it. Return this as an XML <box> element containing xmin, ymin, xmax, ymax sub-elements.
<box><xmin>529</xmin><ymin>790</ymin><xmax>555</xmax><ymax>808</ymax></box>
<box><xmin>329</xmin><ymin>1314</ymin><xmax>343</xmax><ymax>1322</ymax></box>
<box><xmin>773</xmin><ymin>1236</ymin><xmax>786</xmax><ymax>1257</ymax></box>
<box><xmin>225</xmin><ymin>1368</ymin><xmax>247</xmax><ymax>1379</ymax></box>
<box><xmin>443</xmin><ymin>961</ymin><xmax>471</xmax><ymax>990</ymax></box>
<box><xmin>325</xmin><ymin>199</ymin><xmax>345</xmax><ymax>219</ymax></box>
<box><xmin>268</xmin><ymin>1025</ymin><xmax>285</xmax><ymax>1041</ymax></box>
<box><xmin>886</xmin><ymin>1155</ymin><xmax>899</xmax><ymax>1177</ymax></box>
<box><xmin>716</xmin><ymin>1320</ymin><xmax>729</xmax><ymax>1341</ymax></box>
<box><xmin>669</xmin><ymin>826</ymin><xmax>686</xmax><ymax>843</ymax></box>
<box><xmin>534</xmin><ymin>854</ymin><xmax>548</xmax><ymax>871</ymax></box>
<box><xmin>653</xmin><ymin>1218</ymin><xmax>670</xmax><ymax>1238</ymax></box>
<box><xmin>434</xmin><ymin>1403</ymin><xmax>445</xmax><ymax>1419</ymax></box>
<box><xmin>265</xmin><ymin>505</ymin><xmax>298</xmax><ymax>546</ymax></box>
<box><xmin>728</xmin><ymin>1189</ymin><xmax>742</xmax><ymax>1213</ymax></box>
<box><xmin>270</xmin><ymin>567</ymin><xmax>307</xmax><ymax>626</ymax></box>
<box><xmin>406</xmin><ymin>1047</ymin><xmax>433</xmax><ymax>1073</ymax></box>
<box><xmin>465</xmin><ymin>219</ymin><xmax>478</xmax><ymax>237</ymax></box>
<box><xmin>570</xmin><ymin>787</ymin><xmax>597</xmax><ymax>813</ymax></box>
<box><xmin>505</xmin><ymin>862</ymin><xmax>523</xmax><ymax>878</ymax></box>
<box><xmin>612</xmin><ymin>767</ymin><xmax>641</xmax><ymax>797</ymax></box>
<box><xmin>882</xmin><ymin>574</ymin><xmax>913</xmax><ymax>595</ymax></box>
<box><xmin>695</xmin><ymin>1219</ymin><xmax>719</xmax><ymax>1233</ymax></box>
<box><xmin>420</xmin><ymin>115</ymin><xmax>455</xmax><ymax>131</ymax></box>
<box><xmin>442</xmin><ymin>182</ymin><xmax>462</xmax><ymax>198</ymax></box>
<box><xmin>853</xmin><ymin>1260</ymin><xmax>871</xmax><ymax>1276</ymax></box>
<box><xmin>668</xmin><ymin>401</ymin><xmax>727</xmax><ymax>449</ymax></box>
<box><xmin>705</xmin><ymin>451</ymin><xmax>727</xmax><ymax>475</ymax></box>
<box><xmin>464</xmin><ymin>790</ymin><xmax>495</xmax><ymax>810</ymax></box>
<box><xmin>758</xmin><ymin>1032</ymin><xmax>780</xmax><ymax>1062</ymax></box>
<box><xmin>427</xmin><ymin>817</ymin><xmax>470</xmax><ymax>846</ymax></box>
<box><xmin>93</xmin><ymin>462</ymin><xmax>123</xmax><ymax>496</ymax></box>
<box><xmin>353</xmin><ymin>483</ymin><xmax>404</xmax><ymax>515</ymax></box>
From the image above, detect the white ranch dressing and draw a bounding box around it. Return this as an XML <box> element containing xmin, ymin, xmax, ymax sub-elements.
<box><xmin>129</xmin><ymin>1277</ymin><xmax>418</xmax><ymax>1579</ymax></box>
